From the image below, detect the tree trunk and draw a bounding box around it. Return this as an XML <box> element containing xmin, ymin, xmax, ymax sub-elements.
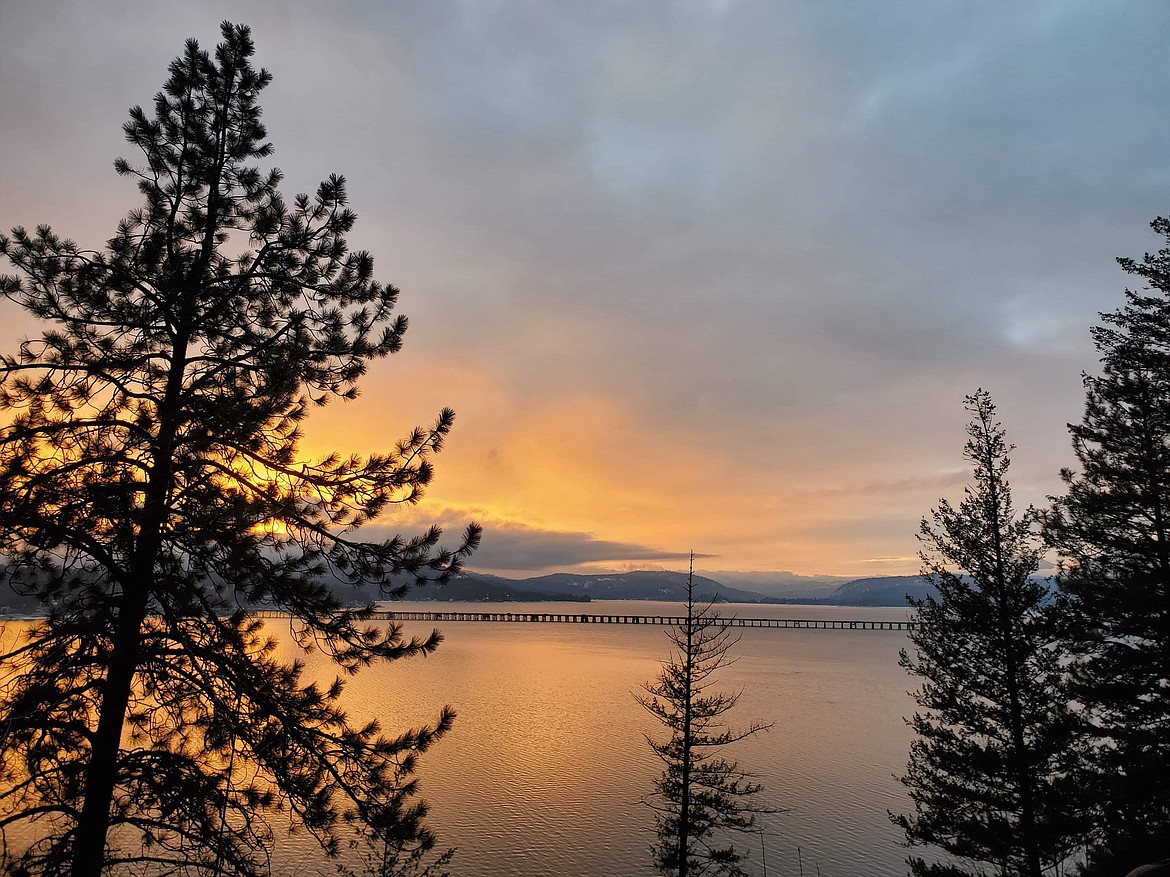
<box><xmin>69</xmin><ymin>586</ymin><xmax>149</xmax><ymax>876</ymax></box>
<box><xmin>69</xmin><ymin>314</ymin><xmax>193</xmax><ymax>876</ymax></box>
<box><xmin>679</xmin><ymin>565</ymin><xmax>695</xmax><ymax>877</ymax></box>
<box><xmin>985</xmin><ymin>446</ymin><xmax>1041</xmax><ymax>877</ymax></box>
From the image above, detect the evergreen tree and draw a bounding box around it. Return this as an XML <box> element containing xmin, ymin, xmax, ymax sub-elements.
<box><xmin>637</xmin><ymin>554</ymin><xmax>773</xmax><ymax>877</ymax></box>
<box><xmin>895</xmin><ymin>390</ymin><xmax>1081</xmax><ymax>877</ymax></box>
<box><xmin>0</xmin><ymin>22</ymin><xmax>478</xmax><ymax>877</ymax></box>
<box><xmin>1046</xmin><ymin>217</ymin><xmax>1170</xmax><ymax>875</ymax></box>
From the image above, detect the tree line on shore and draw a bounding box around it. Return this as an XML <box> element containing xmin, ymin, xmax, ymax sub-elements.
<box><xmin>0</xmin><ymin>19</ymin><xmax>1166</xmax><ymax>877</ymax></box>
<box><xmin>897</xmin><ymin>258</ymin><xmax>1170</xmax><ymax>875</ymax></box>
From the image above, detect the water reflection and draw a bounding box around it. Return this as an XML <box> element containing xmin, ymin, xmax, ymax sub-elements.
<box><xmin>3</xmin><ymin>602</ymin><xmax>920</xmax><ymax>877</ymax></box>
<box><xmin>275</xmin><ymin>601</ymin><xmax>918</xmax><ymax>877</ymax></box>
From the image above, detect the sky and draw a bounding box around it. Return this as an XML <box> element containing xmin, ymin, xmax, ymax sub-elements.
<box><xmin>1</xmin><ymin>1</ymin><xmax>1169</xmax><ymax>580</ymax></box>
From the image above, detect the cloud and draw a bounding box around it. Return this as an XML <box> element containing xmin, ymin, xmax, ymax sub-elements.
<box><xmin>470</xmin><ymin>523</ymin><xmax>699</xmax><ymax>571</ymax></box>
<box><xmin>3</xmin><ymin>1</ymin><xmax>1167</xmax><ymax>575</ymax></box>
<box><xmin>362</xmin><ymin>510</ymin><xmax>695</xmax><ymax>573</ymax></box>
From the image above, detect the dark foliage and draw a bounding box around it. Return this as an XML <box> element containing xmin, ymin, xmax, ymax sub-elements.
<box><xmin>1046</xmin><ymin>218</ymin><xmax>1170</xmax><ymax>875</ymax></box>
<box><xmin>896</xmin><ymin>391</ymin><xmax>1082</xmax><ymax>877</ymax></box>
<box><xmin>0</xmin><ymin>22</ymin><xmax>478</xmax><ymax>877</ymax></box>
<box><xmin>637</xmin><ymin>555</ymin><xmax>774</xmax><ymax>877</ymax></box>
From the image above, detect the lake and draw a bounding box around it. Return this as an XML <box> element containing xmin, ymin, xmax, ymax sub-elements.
<box><xmin>2</xmin><ymin>601</ymin><xmax>923</xmax><ymax>877</ymax></box>
<box><xmin>271</xmin><ymin>600</ymin><xmax>920</xmax><ymax>877</ymax></box>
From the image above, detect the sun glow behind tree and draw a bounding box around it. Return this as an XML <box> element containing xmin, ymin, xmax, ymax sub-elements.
<box><xmin>0</xmin><ymin>22</ymin><xmax>477</xmax><ymax>877</ymax></box>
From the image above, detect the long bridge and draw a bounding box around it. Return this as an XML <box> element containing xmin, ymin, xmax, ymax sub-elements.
<box><xmin>252</xmin><ymin>609</ymin><xmax>915</xmax><ymax>632</ymax></box>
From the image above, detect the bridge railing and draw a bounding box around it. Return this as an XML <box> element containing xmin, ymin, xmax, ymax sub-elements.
<box><xmin>247</xmin><ymin>608</ymin><xmax>915</xmax><ymax>631</ymax></box>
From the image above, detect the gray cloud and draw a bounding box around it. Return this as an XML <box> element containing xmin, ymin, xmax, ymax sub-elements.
<box><xmin>2</xmin><ymin>0</ymin><xmax>1167</xmax><ymax>573</ymax></box>
<box><xmin>470</xmin><ymin>523</ymin><xmax>697</xmax><ymax>572</ymax></box>
<box><xmin>364</xmin><ymin>515</ymin><xmax>696</xmax><ymax>573</ymax></box>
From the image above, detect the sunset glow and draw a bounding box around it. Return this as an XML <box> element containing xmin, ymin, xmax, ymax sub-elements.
<box><xmin>4</xmin><ymin>2</ymin><xmax>1168</xmax><ymax>578</ymax></box>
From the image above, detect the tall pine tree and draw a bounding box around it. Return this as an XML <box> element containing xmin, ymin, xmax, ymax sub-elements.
<box><xmin>1046</xmin><ymin>217</ymin><xmax>1170</xmax><ymax>875</ymax></box>
<box><xmin>896</xmin><ymin>390</ymin><xmax>1081</xmax><ymax>877</ymax></box>
<box><xmin>637</xmin><ymin>554</ymin><xmax>774</xmax><ymax>877</ymax></box>
<box><xmin>0</xmin><ymin>23</ymin><xmax>478</xmax><ymax>877</ymax></box>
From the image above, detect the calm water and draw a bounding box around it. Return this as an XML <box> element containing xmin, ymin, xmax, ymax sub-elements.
<box><xmin>272</xmin><ymin>601</ymin><xmax>920</xmax><ymax>877</ymax></box>
<box><xmin>3</xmin><ymin>602</ymin><xmax>923</xmax><ymax>877</ymax></box>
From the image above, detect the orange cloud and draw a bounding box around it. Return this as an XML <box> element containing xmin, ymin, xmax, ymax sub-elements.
<box><xmin>293</xmin><ymin>349</ymin><xmax>938</xmax><ymax>577</ymax></box>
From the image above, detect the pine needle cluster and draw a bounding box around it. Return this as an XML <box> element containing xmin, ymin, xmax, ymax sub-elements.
<box><xmin>0</xmin><ymin>22</ymin><xmax>477</xmax><ymax>877</ymax></box>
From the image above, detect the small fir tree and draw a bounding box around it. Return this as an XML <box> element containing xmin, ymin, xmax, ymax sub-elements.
<box><xmin>1045</xmin><ymin>217</ymin><xmax>1170</xmax><ymax>875</ymax></box>
<box><xmin>896</xmin><ymin>390</ymin><xmax>1081</xmax><ymax>877</ymax></box>
<box><xmin>637</xmin><ymin>554</ymin><xmax>774</xmax><ymax>877</ymax></box>
<box><xmin>0</xmin><ymin>22</ymin><xmax>478</xmax><ymax>877</ymax></box>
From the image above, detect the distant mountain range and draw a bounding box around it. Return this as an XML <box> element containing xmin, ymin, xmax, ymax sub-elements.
<box><xmin>407</xmin><ymin>570</ymin><xmax>942</xmax><ymax>607</ymax></box>
<box><xmin>0</xmin><ymin>569</ymin><xmax>947</xmax><ymax>615</ymax></box>
<box><xmin>823</xmin><ymin>575</ymin><xmax>939</xmax><ymax>606</ymax></box>
<box><xmin>694</xmin><ymin>569</ymin><xmax>852</xmax><ymax>599</ymax></box>
<box><xmin>410</xmin><ymin>570</ymin><xmax>761</xmax><ymax>603</ymax></box>
<box><xmin>407</xmin><ymin>574</ymin><xmax>590</xmax><ymax>603</ymax></box>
